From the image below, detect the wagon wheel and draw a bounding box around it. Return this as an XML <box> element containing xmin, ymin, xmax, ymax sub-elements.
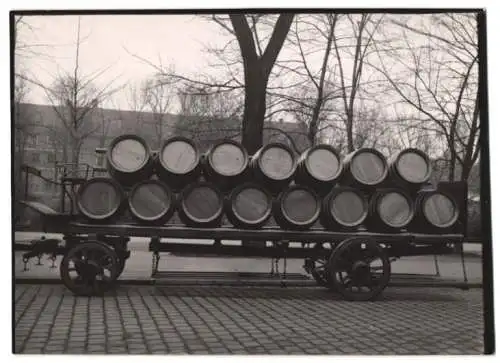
<box><xmin>328</xmin><ymin>237</ymin><xmax>391</xmax><ymax>301</ymax></box>
<box><xmin>60</xmin><ymin>241</ymin><xmax>119</xmax><ymax>296</ymax></box>
<box><xmin>83</xmin><ymin>241</ymin><xmax>127</xmax><ymax>278</ymax></box>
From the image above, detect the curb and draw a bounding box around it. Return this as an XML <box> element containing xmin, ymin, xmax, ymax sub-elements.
<box><xmin>14</xmin><ymin>277</ymin><xmax>483</xmax><ymax>289</ymax></box>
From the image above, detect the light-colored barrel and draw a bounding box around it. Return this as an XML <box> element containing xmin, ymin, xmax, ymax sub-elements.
<box><xmin>106</xmin><ymin>134</ymin><xmax>154</xmax><ymax>186</ymax></box>
<box><xmin>274</xmin><ymin>185</ymin><xmax>320</xmax><ymax>230</ymax></box>
<box><xmin>415</xmin><ymin>190</ymin><xmax>459</xmax><ymax>229</ymax></box>
<box><xmin>77</xmin><ymin>177</ymin><xmax>124</xmax><ymax>221</ymax></box>
<box><xmin>128</xmin><ymin>180</ymin><xmax>175</xmax><ymax>224</ymax></box>
<box><xmin>203</xmin><ymin>139</ymin><xmax>249</xmax><ymax>190</ymax></box>
<box><xmin>226</xmin><ymin>183</ymin><xmax>272</xmax><ymax>229</ymax></box>
<box><xmin>178</xmin><ymin>181</ymin><xmax>224</xmax><ymax>227</ymax></box>
<box><xmin>295</xmin><ymin>144</ymin><xmax>343</xmax><ymax>192</ymax></box>
<box><xmin>156</xmin><ymin>136</ymin><xmax>202</xmax><ymax>191</ymax></box>
<box><xmin>388</xmin><ymin>148</ymin><xmax>432</xmax><ymax>186</ymax></box>
<box><xmin>366</xmin><ymin>189</ymin><xmax>414</xmax><ymax>231</ymax></box>
<box><xmin>320</xmin><ymin>187</ymin><xmax>368</xmax><ymax>230</ymax></box>
<box><xmin>250</xmin><ymin>143</ymin><xmax>297</xmax><ymax>192</ymax></box>
<box><xmin>341</xmin><ymin>148</ymin><xmax>388</xmax><ymax>188</ymax></box>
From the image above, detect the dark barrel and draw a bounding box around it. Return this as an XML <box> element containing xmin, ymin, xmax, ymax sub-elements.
<box><xmin>320</xmin><ymin>187</ymin><xmax>368</xmax><ymax>230</ymax></box>
<box><xmin>156</xmin><ymin>136</ymin><xmax>202</xmax><ymax>191</ymax></box>
<box><xmin>77</xmin><ymin>177</ymin><xmax>125</xmax><ymax>222</ymax></box>
<box><xmin>388</xmin><ymin>148</ymin><xmax>432</xmax><ymax>186</ymax></box>
<box><xmin>340</xmin><ymin>148</ymin><xmax>388</xmax><ymax>189</ymax></box>
<box><xmin>128</xmin><ymin>180</ymin><xmax>175</xmax><ymax>225</ymax></box>
<box><xmin>411</xmin><ymin>189</ymin><xmax>460</xmax><ymax>233</ymax></box>
<box><xmin>366</xmin><ymin>189</ymin><xmax>414</xmax><ymax>232</ymax></box>
<box><xmin>106</xmin><ymin>134</ymin><xmax>154</xmax><ymax>187</ymax></box>
<box><xmin>225</xmin><ymin>183</ymin><xmax>273</xmax><ymax>229</ymax></box>
<box><xmin>295</xmin><ymin>144</ymin><xmax>343</xmax><ymax>192</ymax></box>
<box><xmin>203</xmin><ymin>139</ymin><xmax>249</xmax><ymax>190</ymax></box>
<box><xmin>273</xmin><ymin>185</ymin><xmax>321</xmax><ymax>230</ymax></box>
<box><xmin>178</xmin><ymin>181</ymin><xmax>224</xmax><ymax>228</ymax></box>
<box><xmin>250</xmin><ymin>143</ymin><xmax>297</xmax><ymax>193</ymax></box>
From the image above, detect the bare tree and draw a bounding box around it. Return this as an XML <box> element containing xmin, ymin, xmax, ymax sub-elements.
<box><xmin>141</xmin><ymin>77</ymin><xmax>175</xmax><ymax>149</ymax></box>
<box><xmin>20</xmin><ymin>17</ymin><xmax>120</xmax><ymax>176</ymax></box>
<box><xmin>373</xmin><ymin>13</ymin><xmax>479</xmax><ymax>181</ymax></box>
<box><xmin>146</xmin><ymin>14</ymin><xmax>294</xmax><ymax>153</ymax></box>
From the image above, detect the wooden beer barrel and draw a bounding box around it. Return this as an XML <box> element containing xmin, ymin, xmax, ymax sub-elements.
<box><xmin>226</xmin><ymin>183</ymin><xmax>273</xmax><ymax>229</ymax></box>
<box><xmin>156</xmin><ymin>136</ymin><xmax>202</xmax><ymax>191</ymax></box>
<box><xmin>274</xmin><ymin>185</ymin><xmax>320</xmax><ymax>230</ymax></box>
<box><xmin>203</xmin><ymin>139</ymin><xmax>249</xmax><ymax>190</ymax></box>
<box><xmin>128</xmin><ymin>180</ymin><xmax>175</xmax><ymax>224</ymax></box>
<box><xmin>366</xmin><ymin>189</ymin><xmax>414</xmax><ymax>232</ymax></box>
<box><xmin>388</xmin><ymin>148</ymin><xmax>431</xmax><ymax>186</ymax></box>
<box><xmin>106</xmin><ymin>134</ymin><xmax>154</xmax><ymax>186</ymax></box>
<box><xmin>340</xmin><ymin>148</ymin><xmax>388</xmax><ymax>188</ymax></box>
<box><xmin>77</xmin><ymin>177</ymin><xmax>125</xmax><ymax>221</ymax></box>
<box><xmin>250</xmin><ymin>143</ymin><xmax>297</xmax><ymax>192</ymax></box>
<box><xmin>295</xmin><ymin>144</ymin><xmax>342</xmax><ymax>192</ymax></box>
<box><xmin>412</xmin><ymin>190</ymin><xmax>459</xmax><ymax>232</ymax></box>
<box><xmin>320</xmin><ymin>187</ymin><xmax>368</xmax><ymax>230</ymax></box>
<box><xmin>178</xmin><ymin>181</ymin><xmax>224</xmax><ymax>227</ymax></box>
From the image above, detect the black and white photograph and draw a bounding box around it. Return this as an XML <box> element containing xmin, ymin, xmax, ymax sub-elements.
<box><xmin>11</xmin><ymin>5</ymin><xmax>494</xmax><ymax>356</ymax></box>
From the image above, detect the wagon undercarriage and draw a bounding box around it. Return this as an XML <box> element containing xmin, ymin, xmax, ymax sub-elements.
<box><xmin>16</xmin><ymin>211</ymin><xmax>467</xmax><ymax>301</ymax></box>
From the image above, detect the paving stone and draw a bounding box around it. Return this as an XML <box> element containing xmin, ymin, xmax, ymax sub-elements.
<box><xmin>14</xmin><ymin>284</ymin><xmax>485</xmax><ymax>355</ymax></box>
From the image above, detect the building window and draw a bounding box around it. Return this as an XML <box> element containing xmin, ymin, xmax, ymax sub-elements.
<box><xmin>26</xmin><ymin>134</ymin><xmax>38</xmax><ymax>147</ymax></box>
<box><xmin>47</xmin><ymin>153</ymin><xmax>55</xmax><ymax>163</ymax></box>
<box><xmin>31</xmin><ymin>152</ymin><xmax>40</xmax><ymax>163</ymax></box>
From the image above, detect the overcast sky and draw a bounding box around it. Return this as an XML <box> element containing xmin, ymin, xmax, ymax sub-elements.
<box><xmin>17</xmin><ymin>14</ymin><xmax>230</xmax><ymax>110</ymax></box>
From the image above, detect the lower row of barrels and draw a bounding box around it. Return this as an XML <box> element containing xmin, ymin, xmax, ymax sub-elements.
<box><xmin>77</xmin><ymin>177</ymin><xmax>461</xmax><ymax>233</ymax></box>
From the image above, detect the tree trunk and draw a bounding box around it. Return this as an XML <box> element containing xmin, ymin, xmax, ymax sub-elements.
<box><xmin>448</xmin><ymin>154</ymin><xmax>456</xmax><ymax>181</ymax></box>
<box><xmin>241</xmin><ymin>68</ymin><xmax>268</xmax><ymax>154</ymax></box>
<box><xmin>346</xmin><ymin>114</ymin><xmax>355</xmax><ymax>152</ymax></box>
<box><xmin>71</xmin><ymin>138</ymin><xmax>82</xmax><ymax>177</ymax></box>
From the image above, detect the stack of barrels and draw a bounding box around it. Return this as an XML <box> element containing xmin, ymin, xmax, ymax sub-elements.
<box><xmin>76</xmin><ymin>134</ymin><xmax>462</xmax><ymax>234</ymax></box>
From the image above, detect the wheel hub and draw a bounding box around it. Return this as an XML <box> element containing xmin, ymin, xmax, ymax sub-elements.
<box><xmin>81</xmin><ymin>260</ymin><xmax>102</xmax><ymax>277</ymax></box>
<box><xmin>351</xmin><ymin>260</ymin><xmax>370</xmax><ymax>282</ymax></box>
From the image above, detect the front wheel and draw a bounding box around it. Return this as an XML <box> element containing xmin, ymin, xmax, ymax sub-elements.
<box><xmin>60</xmin><ymin>241</ymin><xmax>120</xmax><ymax>296</ymax></box>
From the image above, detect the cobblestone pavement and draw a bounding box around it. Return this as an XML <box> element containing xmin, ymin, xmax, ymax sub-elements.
<box><xmin>14</xmin><ymin>284</ymin><xmax>484</xmax><ymax>355</ymax></box>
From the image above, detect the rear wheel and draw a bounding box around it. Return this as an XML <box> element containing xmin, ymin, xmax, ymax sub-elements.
<box><xmin>328</xmin><ymin>237</ymin><xmax>391</xmax><ymax>301</ymax></box>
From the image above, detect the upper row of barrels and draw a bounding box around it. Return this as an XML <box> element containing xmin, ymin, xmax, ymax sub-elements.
<box><xmin>104</xmin><ymin>134</ymin><xmax>433</xmax><ymax>192</ymax></box>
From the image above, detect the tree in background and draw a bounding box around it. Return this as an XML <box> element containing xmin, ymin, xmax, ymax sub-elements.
<box><xmin>373</xmin><ymin>13</ymin><xmax>479</xmax><ymax>181</ymax></box>
<box><xmin>23</xmin><ymin>17</ymin><xmax>120</xmax><ymax>176</ymax></box>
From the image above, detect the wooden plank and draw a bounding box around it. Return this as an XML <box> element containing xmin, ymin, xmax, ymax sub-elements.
<box><xmin>306</xmin><ymin>148</ymin><xmax>340</xmax><ymax>181</ymax></box>
<box><xmin>110</xmin><ymin>138</ymin><xmax>147</xmax><ymax>172</ymax></box>
<box><xmin>351</xmin><ymin>151</ymin><xmax>386</xmax><ymax>184</ymax></box>
<box><xmin>378</xmin><ymin>192</ymin><xmax>412</xmax><ymax>227</ymax></box>
<box><xmin>397</xmin><ymin>151</ymin><xmax>429</xmax><ymax>183</ymax></box>
<box><xmin>331</xmin><ymin>190</ymin><xmax>366</xmax><ymax>226</ymax></box>
<box><xmin>232</xmin><ymin>187</ymin><xmax>270</xmax><ymax>223</ymax></box>
<box><xmin>211</xmin><ymin>143</ymin><xmax>246</xmax><ymax>176</ymax></box>
<box><xmin>260</xmin><ymin>146</ymin><xmax>295</xmax><ymax>180</ymax></box>
<box><xmin>67</xmin><ymin>222</ymin><xmax>464</xmax><ymax>243</ymax></box>
<box><xmin>161</xmin><ymin>140</ymin><xmax>197</xmax><ymax>173</ymax></box>
<box><xmin>424</xmin><ymin>193</ymin><xmax>457</xmax><ymax>227</ymax></box>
